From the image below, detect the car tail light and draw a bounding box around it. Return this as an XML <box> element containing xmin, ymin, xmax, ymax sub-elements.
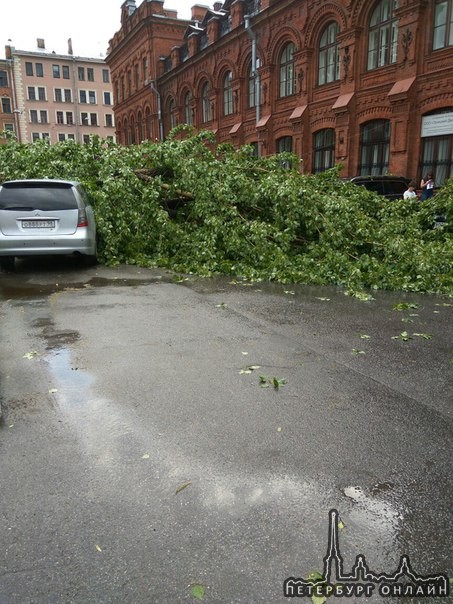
<box><xmin>77</xmin><ymin>207</ymin><xmax>88</xmax><ymax>227</ymax></box>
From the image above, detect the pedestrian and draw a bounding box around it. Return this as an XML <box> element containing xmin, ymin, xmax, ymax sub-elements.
<box><xmin>403</xmin><ymin>180</ymin><xmax>418</xmax><ymax>200</ymax></box>
<box><xmin>420</xmin><ymin>172</ymin><xmax>434</xmax><ymax>200</ymax></box>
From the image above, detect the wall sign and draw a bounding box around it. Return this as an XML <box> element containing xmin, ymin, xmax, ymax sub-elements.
<box><xmin>421</xmin><ymin>112</ymin><xmax>453</xmax><ymax>137</ymax></box>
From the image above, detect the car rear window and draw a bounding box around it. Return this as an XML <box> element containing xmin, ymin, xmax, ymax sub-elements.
<box><xmin>383</xmin><ymin>180</ymin><xmax>408</xmax><ymax>196</ymax></box>
<box><xmin>0</xmin><ymin>182</ymin><xmax>78</xmax><ymax>210</ymax></box>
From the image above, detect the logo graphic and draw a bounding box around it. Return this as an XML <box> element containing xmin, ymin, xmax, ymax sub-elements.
<box><xmin>284</xmin><ymin>509</ymin><xmax>450</xmax><ymax>599</ymax></box>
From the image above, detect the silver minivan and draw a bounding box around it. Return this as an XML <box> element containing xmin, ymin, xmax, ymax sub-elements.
<box><xmin>0</xmin><ymin>179</ymin><xmax>97</xmax><ymax>271</ymax></box>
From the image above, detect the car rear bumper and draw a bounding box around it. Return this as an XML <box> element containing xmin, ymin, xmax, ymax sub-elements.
<box><xmin>0</xmin><ymin>234</ymin><xmax>96</xmax><ymax>257</ymax></box>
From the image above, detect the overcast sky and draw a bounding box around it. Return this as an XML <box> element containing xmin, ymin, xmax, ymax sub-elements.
<box><xmin>1</xmin><ymin>0</ymin><xmax>194</xmax><ymax>59</ymax></box>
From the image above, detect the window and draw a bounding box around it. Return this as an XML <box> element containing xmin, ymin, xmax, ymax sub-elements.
<box><xmin>169</xmin><ymin>99</ymin><xmax>177</xmax><ymax>129</ymax></box>
<box><xmin>134</xmin><ymin>64</ymin><xmax>139</xmax><ymax>90</ymax></box>
<box><xmin>36</xmin><ymin>63</ymin><xmax>43</xmax><ymax>77</ymax></box>
<box><xmin>359</xmin><ymin>120</ymin><xmax>390</xmax><ymax>174</ymax></box>
<box><xmin>279</xmin><ymin>42</ymin><xmax>296</xmax><ymax>98</ymax></box>
<box><xmin>38</xmin><ymin>87</ymin><xmax>46</xmax><ymax>101</ymax></box>
<box><xmin>62</xmin><ymin>65</ymin><xmax>70</xmax><ymax>79</ymax></box>
<box><xmin>318</xmin><ymin>23</ymin><xmax>340</xmax><ymax>85</ymax></box>
<box><xmin>26</xmin><ymin>62</ymin><xmax>33</xmax><ymax>76</ymax></box>
<box><xmin>83</xmin><ymin>135</ymin><xmax>90</xmax><ymax>144</ymax></box>
<box><xmin>55</xmin><ymin>88</ymin><xmax>63</xmax><ymax>102</ymax></box>
<box><xmin>184</xmin><ymin>92</ymin><xmax>192</xmax><ymax>124</ymax></box>
<box><xmin>40</xmin><ymin>110</ymin><xmax>48</xmax><ymax>124</ymax></box>
<box><xmin>0</xmin><ymin>70</ymin><xmax>8</xmax><ymax>87</ymax></box>
<box><xmin>90</xmin><ymin>113</ymin><xmax>97</xmax><ymax>126</ymax></box>
<box><xmin>127</xmin><ymin>71</ymin><xmax>132</xmax><ymax>96</ymax></box>
<box><xmin>433</xmin><ymin>0</ymin><xmax>453</xmax><ymax>49</ymax></box>
<box><xmin>223</xmin><ymin>71</ymin><xmax>233</xmax><ymax>116</ymax></box>
<box><xmin>367</xmin><ymin>0</ymin><xmax>399</xmax><ymax>70</ymax></box>
<box><xmin>87</xmin><ymin>68</ymin><xmax>94</xmax><ymax>82</ymax></box>
<box><xmin>68</xmin><ymin>134</ymin><xmax>75</xmax><ymax>140</ymax></box>
<box><xmin>103</xmin><ymin>92</ymin><xmax>111</xmax><ymax>105</ymax></box>
<box><xmin>28</xmin><ymin>87</ymin><xmax>36</xmax><ymax>101</ymax></box>
<box><xmin>102</xmin><ymin>69</ymin><xmax>110</xmax><ymax>83</ymax></box>
<box><xmin>105</xmin><ymin>114</ymin><xmax>113</xmax><ymax>127</ymax></box>
<box><xmin>32</xmin><ymin>132</ymin><xmax>40</xmax><ymax>141</ymax></box>
<box><xmin>420</xmin><ymin>109</ymin><xmax>453</xmax><ymax>185</ymax></box>
<box><xmin>201</xmin><ymin>82</ymin><xmax>211</xmax><ymax>123</ymax></box>
<box><xmin>4</xmin><ymin>123</ymin><xmax>14</xmax><ymax>133</ymax></box>
<box><xmin>64</xmin><ymin>89</ymin><xmax>72</xmax><ymax>103</ymax></box>
<box><xmin>313</xmin><ymin>129</ymin><xmax>336</xmax><ymax>173</ymax></box>
<box><xmin>56</xmin><ymin>111</ymin><xmax>64</xmax><ymax>124</ymax></box>
<box><xmin>66</xmin><ymin>112</ymin><xmax>74</xmax><ymax>125</ymax></box>
<box><xmin>78</xmin><ymin>67</ymin><xmax>85</xmax><ymax>81</ymax></box>
<box><xmin>248</xmin><ymin>60</ymin><xmax>260</xmax><ymax>109</ymax></box>
<box><xmin>53</xmin><ymin>64</ymin><xmax>60</xmax><ymax>78</ymax></box>
<box><xmin>142</xmin><ymin>57</ymin><xmax>148</xmax><ymax>83</ymax></box>
<box><xmin>1</xmin><ymin>98</ymin><xmax>12</xmax><ymax>113</ymax></box>
<box><xmin>81</xmin><ymin>112</ymin><xmax>89</xmax><ymax>125</ymax></box>
<box><xmin>80</xmin><ymin>90</ymin><xmax>87</xmax><ymax>103</ymax></box>
<box><xmin>30</xmin><ymin>109</ymin><xmax>38</xmax><ymax>123</ymax></box>
<box><xmin>58</xmin><ymin>133</ymin><xmax>66</xmax><ymax>142</ymax></box>
<box><xmin>277</xmin><ymin>136</ymin><xmax>293</xmax><ymax>168</ymax></box>
<box><xmin>88</xmin><ymin>91</ymin><xmax>96</xmax><ymax>104</ymax></box>
<box><xmin>121</xmin><ymin>76</ymin><xmax>125</xmax><ymax>101</ymax></box>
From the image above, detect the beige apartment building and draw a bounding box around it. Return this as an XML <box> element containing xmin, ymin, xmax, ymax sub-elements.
<box><xmin>5</xmin><ymin>42</ymin><xmax>115</xmax><ymax>144</ymax></box>
<box><xmin>0</xmin><ymin>58</ymin><xmax>15</xmax><ymax>141</ymax></box>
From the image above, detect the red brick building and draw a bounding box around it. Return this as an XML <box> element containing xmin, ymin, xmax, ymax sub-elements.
<box><xmin>106</xmin><ymin>0</ymin><xmax>453</xmax><ymax>185</ymax></box>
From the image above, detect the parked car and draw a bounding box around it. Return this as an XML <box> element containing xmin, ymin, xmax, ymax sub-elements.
<box><xmin>0</xmin><ymin>179</ymin><xmax>97</xmax><ymax>271</ymax></box>
<box><xmin>348</xmin><ymin>175</ymin><xmax>411</xmax><ymax>200</ymax></box>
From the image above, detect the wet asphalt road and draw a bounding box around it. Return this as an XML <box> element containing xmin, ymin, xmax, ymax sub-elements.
<box><xmin>0</xmin><ymin>258</ymin><xmax>452</xmax><ymax>604</ymax></box>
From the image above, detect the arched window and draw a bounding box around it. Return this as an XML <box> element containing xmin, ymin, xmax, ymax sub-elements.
<box><xmin>201</xmin><ymin>82</ymin><xmax>211</xmax><ymax>123</ymax></box>
<box><xmin>433</xmin><ymin>0</ymin><xmax>453</xmax><ymax>50</ymax></box>
<box><xmin>123</xmin><ymin>118</ymin><xmax>129</xmax><ymax>145</ymax></box>
<box><xmin>145</xmin><ymin>107</ymin><xmax>152</xmax><ymax>140</ymax></box>
<box><xmin>359</xmin><ymin>120</ymin><xmax>390</xmax><ymax>175</ymax></box>
<box><xmin>313</xmin><ymin>129</ymin><xmax>336</xmax><ymax>172</ymax></box>
<box><xmin>367</xmin><ymin>0</ymin><xmax>399</xmax><ymax>70</ymax></box>
<box><xmin>248</xmin><ymin>57</ymin><xmax>260</xmax><ymax>109</ymax></box>
<box><xmin>137</xmin><ymin>111</ymin><xmax>144</xmax><ymax>142</ymax></box>
<box><xmin>318</xmin><ymin>23</ymin><xmax>340</xmax><ymax>85</ymax></box>
<box><xmin>223</xmin><ymin>71</ymin><xmax>233</xmax><ymax>116</ymax></box>
<box><xmin>169</xmin><ymin>99</ymin><xmax>177</xmax><ymax>130</ymax></box>
<box><xmin>279</xmin><ymin>42</ymin><xmax>296</xmax><ymax>98</ymax></box>
<box><xmin>130</xmin><ymin>116</ymin><xmax>136</xmax><ymax>144</ymax></box>
<box><xmin>184</xmin><ymin>92</ymin><xmax>192</xmax><ymax>124</ymax></box>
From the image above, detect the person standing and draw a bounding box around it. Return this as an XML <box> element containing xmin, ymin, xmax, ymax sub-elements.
<box><xmin>420</xmin><ymin>172</ymin><xmax>434</xmax><ymax>200</ymax></box>
<box><xmin>404</xmin><ymin>180</ymin><xmax>418</xmax><ymax>200</ymax></box>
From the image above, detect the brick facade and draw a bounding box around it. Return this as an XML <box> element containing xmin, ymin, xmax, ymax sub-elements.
<box><xmin>107</xmin><ymin>0</ymin><xmax>453</xmax><ymax>185</ymax></box>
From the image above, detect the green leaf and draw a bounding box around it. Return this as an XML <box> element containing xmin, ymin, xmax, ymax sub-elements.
<box><xmin>393</xmin><ymin>302</ymin><xmax>420</xmax><ymax>311</ymax></box>
<box><xmin>175</xmin><ymin>481</ymin><xmax>191</xmax><ymax>495</ymax></box>
<box><xmin>190</xmin><ymin>583</ymin><xmax>206</xmax><ymax>600</ymax></box>
<box><xmin>412</xmin><ymin>333</ymin><xmax>432</xmax><ymax>339</ymax></box>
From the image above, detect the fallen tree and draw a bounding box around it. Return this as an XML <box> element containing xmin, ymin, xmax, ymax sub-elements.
<box><xmin>0</xmin><ymin>127</ymin><xmax>452</xmax><ymax>293</ymax></box>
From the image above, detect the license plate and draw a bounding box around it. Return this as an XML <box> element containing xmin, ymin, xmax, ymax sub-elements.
<box><xmin>22</xmin><ymin>220</ymin><xmax>55</xmax><ymax>228</ymax></box>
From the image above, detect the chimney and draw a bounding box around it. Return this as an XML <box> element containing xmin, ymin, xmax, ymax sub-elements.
<box><xmin>125</xmin><ymin>0</ymin><xmax>136</xmax><ymax>16</ymax></box>
<box><xmin>68</xmin><ymin>38</ymin><xmax>73</xmax><ymax>55</ymax></box>
<box><xmin>37</xmin><ymin>38</ymin><xmax>45</xmax><ymax>49</ymax></box>
<box><xmin>213</xmin><ymin>2</ymin><xmax>222</xmax><ymax>10</ymax></box>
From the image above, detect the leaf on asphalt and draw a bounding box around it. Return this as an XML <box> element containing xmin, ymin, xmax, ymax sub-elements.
<box><xmin>307</xmin><ymin>571</ymin><xmax>324</xmax><ymax>582</ymax></box>
<box><xmin>412</xmin><ymin>333</ymin><xmax>432</xmax><ymax>339</ymax></box>
<box><xmin>391</xmin><ymin>331</ymin><xmax>411</xmax><ymax>341</ymax></box>
<box><xmin>48</xmin><ymin>388</ymin><xmax>58</xmax><ymax>394</ymax></box>
<box><xmin>316</xmin><ymin>297</ymin><xmax>330</xmax><ymax>301</ymax></box>
<box><xmin>259</xmin><ymin>375</ymin><xmax>269</xmax><ymax>388</ymax></box>
<box><xmin>401</xmin><ymin>317</ymin><xmax>414</xmax><ymax>323</ymax></box>
<box><xmin>345</xmin><ymin>290</ymin><xmax>375</xmax><ymax>301</ymax></box>
<box><xmin>284</xmin><ymin>290</ymin><xmax>295</xmax><ymax>295</ymax></box>
<box><xmin>311</xmin><ymin>596</ymin><xmax>326</xmax><ymax>604</ymax></box>
<box><xmin>23</xmin><ymin>351</ymin><xmax>38</xmax><ymax>359</ymax></box>
<box><xmin>215</xmin><ymin>302</ymin><xmax>227</xmax><ymax>308</ymax></box>
<box><xmin>359</xmin><ymin>334</ymin><xmax>371</xmax><ymax>339</ymax></box>
<box><xmin>239</xmin><ymin>369</ymin><xmax>252</xmax><ymax>374</ymax></box>
<box><xmin>142</xmin><ymin>453</ymin><xmax>150</xmax><ymax>459</ymax></box>
<box><xmin>351</xmin><ymin>349</ymin><xmax>365</xmax><ymax>355</ymax></box>
<box><xmin>241</xmin><ymin>351</ymin><xmax>249</xmax><ymax>355</ymax></box>
<box><xmin>272</xmin><ymin>377</ymin><xmax>286</xmax><ymax>389</ymax></box>
<box><xmin>190</xmin><ymin>583</ymin><xmax>206</xmax><ymax>600</ymax></box>
<box><xmin>338</xmin><ymin>519</ymin><xmax>345</xmax><ymax>530</ymax></box>
<box><xmin>175</xmin><ymin>481</ymin><xmax>192</xmax><ymax>495</ymax></box>
<box><xmin>435</xmin><ymin>303</ymin><xmax>452</xmax><ymax>307</ymax></box>
<box><xmin>277</xmin><ymin>427</ymin><xmax>282</xmax><ymax>432</ymax></box>
<box><xmin>95</xmin><ymin>544</ymin><xmax>102</xmax><ymax>552</ymax></box>
<box><xmin>393</xmin><ymin>302</ymin><xmax>419</xmax><ymax>311</ymax></box>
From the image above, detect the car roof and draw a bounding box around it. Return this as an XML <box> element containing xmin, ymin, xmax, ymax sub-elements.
<box><xmin>1</xmin><ymin>179</ymin><xmax>80</xmax><ymax>186</ymax></box>
<box><xmin>348</xmin><ymin>175</ymin><xmax>410</xmax><ymax>182</ymax></box>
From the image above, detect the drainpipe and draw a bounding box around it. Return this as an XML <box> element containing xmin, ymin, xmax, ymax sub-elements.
<box><xmin>6</xmin><ymin>49</ymin><xmax>21</xmax><ymax>142</ymax></box>
<box><xmin>150</xmin><ymin>80</ymin><xmax>164</xmax><ymax>141</ymax></box>
<box><xmin>245</xmin><ymin>14</ymin><xmax>261</xmax><ymax>155</ymax></box>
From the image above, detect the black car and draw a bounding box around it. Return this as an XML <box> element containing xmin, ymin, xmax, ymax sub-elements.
<box><xmin>348</xmin><ymin>175</ymin><xmax>411</xmax><ymax>200</ymax></box>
